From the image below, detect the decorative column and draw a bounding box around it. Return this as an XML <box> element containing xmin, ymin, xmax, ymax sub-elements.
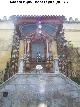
<box><xmin>53</xmin><ymin>58</ymin><xmax>59</xmax><ymax>74</ymax></box>
<box><xmin>27</xmin><ymin>39</ymin><xmax>30</xmax><ymax>54</ymax></box>
<box><xmin>24</xmin><ymin>39</ymin><xmax>27</xmax><ymax>55</ymax></box>
<box><xmin>51</xmin><ymin>39</ymin><xmax>58</xmax><ymax>59</ymax></box>
<box><xmin>18</xmin><ymin>58</ymin><xmax>24</xmax><ymax>73</ymax></box>
<box><xmin>46</xmin><ymin>39</ymin><xmax>49</xmax><ymax>59</ymax></box>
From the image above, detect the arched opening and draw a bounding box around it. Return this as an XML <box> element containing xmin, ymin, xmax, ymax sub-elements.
<box><xmin>23</xmin><ymin>30</ymin><xmax>58</xmax><ymax>72</ymax></box>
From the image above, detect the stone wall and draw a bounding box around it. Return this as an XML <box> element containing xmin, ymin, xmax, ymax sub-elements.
<box><xmin>0</xmin><ymin>21</ymin><xmax>14</xmax><ymax>83</ymax></box>
<box><xmin>63</xmin><ymin>23</ymin><xmax>80</xmax><ymax>47</ymax></box>
<box><xmin>63</xmin><ymin>23</ymin><xmax>80</xmax><ymax>77</ymax></box>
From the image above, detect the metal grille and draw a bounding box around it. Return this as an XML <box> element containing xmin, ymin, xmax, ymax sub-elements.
<box><xmin>32</xmin><ymin>41</ymin><xmax>45</xmax><ymax>59</ymax></box>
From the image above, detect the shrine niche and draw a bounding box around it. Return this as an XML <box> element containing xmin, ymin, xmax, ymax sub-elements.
<box><xmin>13</xmin><ymin>16</ymin><xmax>64</xmax><ymax>72</ymax></box>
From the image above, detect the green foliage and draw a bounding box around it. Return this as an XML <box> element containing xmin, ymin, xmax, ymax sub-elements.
<box><xmin>0</xmin><ymin>81</ymin><xmax>3</xmax><ymax>84</ymax></box>
<box><xmin>71</xmin><ymin>77</ymin><xmax>80</xmax><ymax>85</ymax></box>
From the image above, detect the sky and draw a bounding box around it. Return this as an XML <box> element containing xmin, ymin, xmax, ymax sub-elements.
<box><xmin>0</xmin><ymin>0</ymin><xmax>80</xmax><ymax>20</ymax></box>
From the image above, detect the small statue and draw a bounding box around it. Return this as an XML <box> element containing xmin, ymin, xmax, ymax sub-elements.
<box><xmin>36</xmin><ymin>52</ymin><xmax>42</xmax><ymax>62</ymax></box>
